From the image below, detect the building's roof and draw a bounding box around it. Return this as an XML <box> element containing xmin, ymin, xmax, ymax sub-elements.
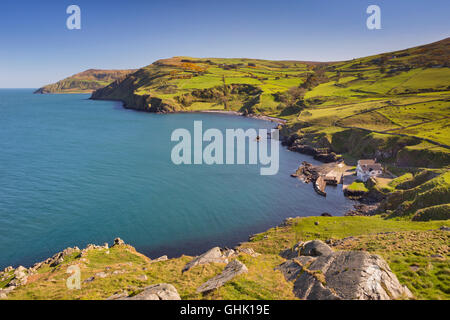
<box><xmin>357</xmin><ymin>159</ymin><xmax>382</xmax><ymax>172</ymax></box>
<box><xmin>358</xmin><ymin>159</ymin><xmax>376</xmax><ymax>165</ymax></box>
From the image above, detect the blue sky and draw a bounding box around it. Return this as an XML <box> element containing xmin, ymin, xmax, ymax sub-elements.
<box><xmin>0</xmin><ymin>0</ymin><xmax>449</xmax><ymax>88</ymax></box>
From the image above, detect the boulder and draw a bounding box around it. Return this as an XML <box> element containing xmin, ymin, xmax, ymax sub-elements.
<box><xmin>31</xmin><ymin>247</ymin><xmax>80</xmax><ymax>270</ymax></box>
<box><xmin>95</xmin><ymin>272</ymin><xmax>108</xmax><ymax>278</ymax></box>
<box><xmin>197</xmin><ymin>259</ymin><xmax>248</xmax><ymax>293</ymax></box>
<box><xmin>278</xmin><ymin>242</ymin><xmax>413</xmax><ymax>300</ymax></box>
<box><xmin>151</xmin><ymin>255</ymin><xmax>168</xmax><ymax>263</ymax></box>
<box><xmin>238</xmin><ymin>247</ymin><xmax>260</xmax><ymax>257</ymax></box>
<box><xmin>116</xmin><ymin>284</ymin><xmax>181</xmax><ymax>300</ymax></box>
<box><xmin>280</xmin><ymin>241</ymin><xmax>304</xmax><ymax>259</ymax></box>
<box><xmin>138</xmin><ymin>275</ymin><xmax>148</xmax><ymax>281</ymax></box>
<box><xmin>300</xmin><ymin>240</ymin><xmax>333</xmax><ymax>257</ymax></box>
<box><xmin>3</xmin><ymin>266</ymin><xmax>13</xmax><ymax>273</ymax></box>
<box><xmin>275</xmin><ymin>256</ymin><xmax>315</xmax><ymax>282</ymax></box>
<box><xmin>113</xmin><ymin>238</ymin><xmax>125</xmax><ymax>246</ymax></box>
<box><xmin>182</xmin><ymin>247</ymin><xmax>229</xmax><ymax>273</ymax></box>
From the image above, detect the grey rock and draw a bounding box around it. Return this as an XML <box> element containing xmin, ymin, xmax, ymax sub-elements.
<box><xmin>151</xmin><ymin>255</ymin><xmax>168</xmax><ymax>263</ymax></box>
<box><xmin>113</xmin><ymin>270</ymin><xmax>126</xmax><ymax>275</ymax></box>
<box><xmin>197</xmin><ymin>259</ymin><xmax>248</xmax><ymax>293</ymax></box>
<box><xmin>275</xmin><ymin>256</ymin><xmax>315</xmax><ymax>282</ymax></box>
<box><xmin>222</xmin><ymin>249</ymin><xmax>236</xmax><ymax>258</ymax></box>
<box><xmin>280</xmin><ymin>241</ymin><xmax>304</xmax><ymax>259</ymax></box>
<box><xmin>84</xmin><ymin>276</ymin><xmax>95</xmax><ymax>283</ymax></box>
<box><xmin>106</xmin><ymin>291</ymin><xmax>128</xmax><ymax>300</ymax></box>
<box><xmin>182</xmin><ymin>247</ymin><xmax>229</xmax><ymax>273</ymax></box>
<box><xmin>138</xmin><ymin>275</ymin><xmax>148</xmax><ymax>281</ymax></box>
<box><xmin>3</xmin><ymin>266</ymin><xmax>13</xmax><ymax>273</ymax></box>
<box><xmin>239</xmin><ymin>248</ymin><xmax>260</xmax><ymax>257</ymax></box>
<box><xmin>300</xmin><ymin>240</ymin><xmax>333</xmax><ymax>257</ymax></box>
<box><xmin>279</xmin><ymin>247</ymin><xmax>413</xmax><ymax>300</ymax></box>
<box><xmin>95</xmin><ymin>272</ymin><xmax>108</xmax><ymax>278</ymax></box>
<box><xmin>32</xmin><ymin>247</ymin><xmax>80</xmax><ymax>270</ymax></box>
<box><xmin>439</xmin><ymin>226</ymin><xmax>450</xmax><ymax>231</ymax></box>
<box><xmin>113</xmin><ymin>238</ymin><xmax>125</xmax><ymax>246</ymax></box>
<box><xmin>116</xmin><ymin>284</ymin><xmax>181</xmax><ymax>300</ymax></box>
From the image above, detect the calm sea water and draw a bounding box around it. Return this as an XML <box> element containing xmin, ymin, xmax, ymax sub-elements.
<box><xmin>0</xmin><ymin>89</ymin><xmax>354</xmax><ymax>268</ymax></box>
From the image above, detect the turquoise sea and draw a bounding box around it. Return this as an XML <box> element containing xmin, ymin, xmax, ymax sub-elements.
<box><xmin>0</xmin><ymin>89</ymin><xmax>354</xmax><ymax>268</ymax></box>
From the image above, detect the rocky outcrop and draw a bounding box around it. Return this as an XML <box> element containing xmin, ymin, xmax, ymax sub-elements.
<box><xmin>285</xmin><ymin>137</ymin><xmax>341</xmax><ymax>164</ymax></box>
<box><xmin>197</xmin><ymin>259</ymin><xmax>248</xmax><ymax>293</ymax></box>
<box><xmin>182</xmin><ymin>247</ymin><xmax>234</xmax><ymax>273</ymax></box>
<box><xmin>238</xmin><ymin>247</ymin><xmax>260</xmax><ymax>257</ymax></box>
<box><xmin>291</xmin><ymin>161</ymin><xmax>319</xmax><ymax>183</ymax></box>
<box><xmin>300</xmin><ymin>240</ymin><xmax>334</xmax><ymax>257</ymax></box>
<box><xmin>277</xmin><ymin>240</ymin><xmax>413</xmax><ymax>300</ymax></box>
<box><xmin>0</xmin><ymin>239</ymin><xmax>119</xmax><ymax>298</ymax></box>
<box><xmin>112</xmin><ymin>284</ymin><xmax>181</xmax><ymax>300</ymax></box>
<box><xmin>113</xmin><ymin>238</ymin><xmax>125</xmax><ymax>246</ymax></box>
<box><xmin>345</xmin><ymin>203</ymin><xmax>379</xmax><ymax>216</ymax></box>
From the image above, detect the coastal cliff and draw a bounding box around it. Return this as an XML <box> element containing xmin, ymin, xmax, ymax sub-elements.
<box><xmin>1</xmin><ymin>216</ymin><xmax>448</xmax><ymax>300</ymax></box>
<box><xmin>88</xmin><ymin>39</ymin><xmax>450</xmax><ymax>223</ymax></box>
<box><xmin>34</xmin><ymin>69</ymin><xmax>136</xmax><ymax>94</ymax></box>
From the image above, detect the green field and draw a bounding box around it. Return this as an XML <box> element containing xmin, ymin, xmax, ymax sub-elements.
<box><xmin>90</xmin><ymin>37</ymin><xmax>449</xmax><ymax>222</ymax></box>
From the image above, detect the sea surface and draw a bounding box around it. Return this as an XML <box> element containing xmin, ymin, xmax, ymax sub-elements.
<box><xmin>0</xmin><ymin>89</ymin><xmax>354</xmax><ymax>268</ymax></box>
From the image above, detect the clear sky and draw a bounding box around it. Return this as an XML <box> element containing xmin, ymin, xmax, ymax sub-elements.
<box><xmin>0</xmin><ymin>0</ymin><xmax>449</xmax><ymax>88</ymax></box>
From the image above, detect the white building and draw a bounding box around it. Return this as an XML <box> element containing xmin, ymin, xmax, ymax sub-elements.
<box><xmin>356</xmin><ymin>159</ymin><xmax>383</xmax><ymax>182</ymax></box>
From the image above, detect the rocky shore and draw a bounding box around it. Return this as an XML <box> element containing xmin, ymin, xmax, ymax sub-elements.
<box><xmin>0</xmin><ymin>231</ymin><xmax>419</xmax><ymax>300</ymax></box>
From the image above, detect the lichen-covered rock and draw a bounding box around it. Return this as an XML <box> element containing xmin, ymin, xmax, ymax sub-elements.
<box><xmin>114</xmin><ymin>284</ymin><xmax>181</xmax><ymax>300</ymax></box>
<box><xmin>238</xmin><ymin>247</ymin><xmax>260</xmax><ymax>257</ymax></box>
<box><xmin>275</xmin><ymin>256</ymin><xmax>315</xmax><ymax>282</ymax></box>
<box><xmin>182</xmin><ymin>247</ymin><xmax>229</xmax><ymax>273</ymax></box>
<box><xmin>197</xmin><ymin>259</ymin><xmax>248</xmax><ymax>293</ymax></box>
<box><xmin>300</xmin><ymin>240</ymin><xmax>333</xmax><ymax>257</ymax></box>
<box><xmin>151</xmin><ymin>255</ymin><xmax>168</xmax><ymax>263</ymax></box>
<box><xmin>280</xmin><ymin>241</ymin><xmax>304</xmax><ymax>259</ymax></box>
<box><xmin>31</xmin><ymin>247</ymin><xmax>81</xmax><ymax>271</ymax></box>
<box><xmin>278</xmin><ymin>242</ymin><xmax>413</xmax><ymax>300</ymax></box>
<box><xmin>113</xmin><ymin>238</ymin><xmax>125</xmax><ymax>246</ymax></box>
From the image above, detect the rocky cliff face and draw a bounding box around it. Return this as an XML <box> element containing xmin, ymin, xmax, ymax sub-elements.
<box><xmin>277</xmin><ymin>240</ymin><xmax>413</xmax><ymax>300</ymax></box>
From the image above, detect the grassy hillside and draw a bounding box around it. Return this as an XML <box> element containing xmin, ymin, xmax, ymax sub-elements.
<box><xmin>2</xmin><ymin>216</ymin><xmax>448</xmax><ymax>300</ymax></box>
<box><xmin>34</xmin><ymin>69</ymin><xmax>136</xmax><ymax>94</ymax></box>
<box><xmin>87</xmin><ymin>38</ymin><xmax>450</xmax><ymax>222</ymax></box>
<box><xmin>91</xmin><ymin>39</ymin><xmax>450</xmax><ymax>168</ymax></box>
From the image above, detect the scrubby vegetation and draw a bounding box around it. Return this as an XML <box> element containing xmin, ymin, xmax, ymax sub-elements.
<box><xmin>2</xmin><ymin>216</ymin><xmax>448</xmax><ymax>300</ymax></box>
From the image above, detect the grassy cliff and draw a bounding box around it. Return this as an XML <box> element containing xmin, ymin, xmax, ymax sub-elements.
<box><xmin>34</xmin><ymin>69</ymin><xmax>136</xmax><ymax>94</ymax></box>
<box><xmin>91</xmin><ymin>39</ymin><xmax>450</xmax><ymax>168</ymax></box>
<box><xmin>1</xmin><ymin>216</ymin><xmax>448</xmax><ymax>300</ymax></box>
<box><xmin>88</xmin><ymin>38</ymin><xmax>450</xmax><ymax>221</ymax></box>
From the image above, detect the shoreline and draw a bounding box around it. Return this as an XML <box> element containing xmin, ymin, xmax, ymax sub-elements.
<box><xmin>1</xmin><ymin>93</ymin><xmax>354</xmax><ymax>270</ymax></box>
